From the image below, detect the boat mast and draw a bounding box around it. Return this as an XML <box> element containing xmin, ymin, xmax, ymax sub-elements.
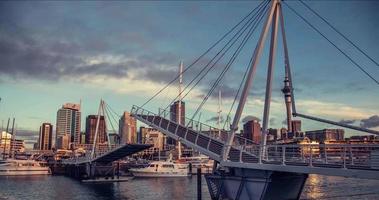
<box><xmin>9</xmin><ymin>118</ymin><xmax>15</xmax><ymax>158</ymax></box>
<box><xmin>178</xmin><ymin>61</ymin><xmax>183</xmax><ymax>159</ymax></box>
<box><xmin>3</xmin><ymin>118</ymin><xmax>10</xmax><ymax>160</ymax></box>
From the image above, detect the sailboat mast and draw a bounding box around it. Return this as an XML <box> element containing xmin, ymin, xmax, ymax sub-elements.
<box><xmin>178</xmin><ymin>61</ymin><xmax>183</xmax><ymax>159</ymax></box>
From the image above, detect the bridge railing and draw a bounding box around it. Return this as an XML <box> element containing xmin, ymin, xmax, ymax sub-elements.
<box><xmin>132</xmin><ymin>105</ymin><xmax>258</xmax><ymax>152</ymax></box>
<box><xmin>131</xmin><ymin>105</ymin><xmax>379</xmax><ymax>170</ymax></box>
<box><xmin>61</xmin><ymin>144</ymin><xmax>124</xmax><ymax>164</ymax></box>
<box><xmin>240</xmin><ymin>143</ymin><xmax>379</xmax><ymax>169</ymax></box>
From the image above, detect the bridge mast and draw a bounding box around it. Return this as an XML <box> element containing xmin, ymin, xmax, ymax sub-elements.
<box><xmin>261</xmin><ymin>1</ymin><xmax>279</xmax><ymax>149</ymax></box>
<box><xmin>222</xmin><ymin>0</ymin><xmax>280</xmax><ymax>161</ymax></box>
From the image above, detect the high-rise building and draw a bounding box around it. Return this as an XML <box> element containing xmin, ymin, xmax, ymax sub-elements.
<box><xmin>167</xmin><ymin>101</ymin><xmax>185</xmax><ymax>146</ymax></box>
<box><xmin>305</xmin><ymin>129</ymin><xmax>345</xmax><ymax>143</ymax></box>
<box><xmin>138</xmin><ymin>126</ymin><xmax>153</xmax><ymax>144</ymax></box>
<box><xmin>119</xmin><ymin>112</ymin><xmax>137</xmax><ymax>144</ymax></box>
<box><xmin>243</xmin><ymin>120</ymin><xmax>261</xmax><ymax>144</ymax></box>
<box><xmin>56</xmin><ymin>134</ymin><xmax>70</xmax><ymax>149</ymax></box>
<box><xmin>85</xmin><ymin>115</ymin><xmax>107</xmax><ymax>145</ymax></box>
<box><xmin>39</xmin><ymin>123</ymin><xmax>53</xmax><ymax>150</ymax></box>
<box><xmin>170</xmin><ymin>101</ymin><xmax>185</xmax><ymax>125</ymax></box>
<box><xmin>291</xmin><ymin>120</ymin><xmax>302</xmax><ymax>133</ymax></box>
<box><xmin>56</xmin><ymin>103</ymin><xmax>81</xmax><ymax>146</ymax></box>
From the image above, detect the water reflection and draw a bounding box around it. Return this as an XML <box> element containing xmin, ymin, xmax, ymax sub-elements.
<box><xmin>0</xmin><ymin>175</ymin><xmax>378</xmax><ymax>200</ymax></box>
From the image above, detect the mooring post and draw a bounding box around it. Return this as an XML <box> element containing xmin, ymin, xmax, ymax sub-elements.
<box><xmin>117</xmin><ymin>161</ymin><xmax>120</xmax><ymax>179</ymax></box>
<box><xmin>197</xmin><ymin>167</ymin><xmax>202</xmax><ymax>200</ymax></box>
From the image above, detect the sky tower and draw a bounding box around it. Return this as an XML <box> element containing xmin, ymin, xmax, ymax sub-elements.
<box><xmin>282</xmin><ymin>76</ymin><xmax>292</xmax><ymax>133</ymax></box>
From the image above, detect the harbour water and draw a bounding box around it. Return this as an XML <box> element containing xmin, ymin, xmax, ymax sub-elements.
<box><xmin>0</xmin><ymin>175</ymin><xmax>378</xmax><ymax>200</ymax></box>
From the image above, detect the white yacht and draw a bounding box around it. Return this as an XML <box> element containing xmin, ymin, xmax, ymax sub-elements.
<box><xmin>179</xmin><ymin>155</ymin><xmax>214</xmax><ymax>174</ymax></box>
<box><xmin>129</xmin><ymin>160</ymin><xmax>189</xmax><ymax>177</ymax></box>
<box><xmin>0</xmin><ymin>159</ymin><xmax>51</xmax><ymax>176</ymax></box>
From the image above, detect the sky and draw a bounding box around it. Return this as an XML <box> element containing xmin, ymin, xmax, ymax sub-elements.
<box><xmin>0</xmin><ymin>1</ymin><xmax>378</xmax><ymax>147</ymax></box>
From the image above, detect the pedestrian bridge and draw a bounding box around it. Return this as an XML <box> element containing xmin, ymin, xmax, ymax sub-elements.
<box><xmin>61</xmin><ymin>143</ymin><xmax>152</xmax><ymax>165</ymax></box>
<box><xmin>131</xmin><ymin>105</ymin><xmax>379</xmax><ymax>180</ymax></box>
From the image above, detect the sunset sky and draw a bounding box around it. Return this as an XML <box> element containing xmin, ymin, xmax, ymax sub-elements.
<box><xmin>0</xmin><ymin>1</ymin><xmax>378</xmax><ymax>147</ymax></box>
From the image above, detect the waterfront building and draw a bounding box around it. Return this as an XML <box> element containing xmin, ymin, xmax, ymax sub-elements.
<box><xmin>56</xmin><ymin>133</ymin><xmax>70</xmax><ymax>150</ymax></box>
<box><xmin>85</xmin><ymin>115</ymin><xmax>107</xmax><ymax>145</ymax></box>
<box><xmin>39</xmin><ymin>123</ymin><xmax>53</xmax><ymax>150</ymax></box>
<box><xmin>145</xmin><ymin>129</ymin><xmax>165</xmax><ymax>150</ymax></box>
<box><xmin>291</xmin><ymin>120</ymin><xmax>302</xmax><ymax>133</ymax></box>
<box><xmin>80</xmin><ymin>132</ymin><xmax>85</xmax><ymax>144</ymax></box>
<box><xmin>305</xmin><ymin>129</ymin><xmax>345</xmax><ymax>143</ymax></box>
<box><xmin>119</xmin><ymin>112</ymin><xmax>137</xmax><ymax>144</ymax></box>
<box><xmin>56</xmin><ymin>103</ymin><xmax>81</xmax><ymax>146</ymax></box>
<box><xmin>33</xmin><ymin>143</ymin><xmax>39</xmax><ymax>150</ymax></box>
<box><xmin>243</xmin><ymin>120</ymin><xmax>261</xmax><ymax>144</ymax></box>
<box><xmin>0</xmin><ymin>131</ymin><xmax>25</xmax><ymax>155</ymax></box>
<box><xmin>138</xmin><ymin>126</ymin><xmax>153</xmax><ymax>144</ymax></box>
<box><xmin>11</xmin><ymin>139</ymin><xmax>25</xmax><ymax>153</ymax></box>
<box><xmin>267</xmin><ymin>128</ymin><xmax>278</xmax><ymax>141</ymax></box>
<box><xmin>280</xmin><ymin>127</ymin><xmax>288</xmax><ymax>140</ymax></box>
<box><xmin>109</xmin><ymin>133</ymin><xmax>120</xmax><ymax>144</ymax></box>
<box><xmin>349</xmin><ymin>135</ymin><xmax>376</xmax><ymax>141</ymax></box>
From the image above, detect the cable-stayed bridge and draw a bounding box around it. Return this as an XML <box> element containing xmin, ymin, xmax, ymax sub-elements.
<box><xmin>132</xmin><ymin>0</ymin><xmax>379</xmax><ymax>199</ymax></box>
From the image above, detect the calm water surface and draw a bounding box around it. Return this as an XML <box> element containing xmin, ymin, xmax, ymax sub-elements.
<box><xmin>0</xmin><ymin>175</ymin><xmax>378</xmax><ymax>200</ymax></box>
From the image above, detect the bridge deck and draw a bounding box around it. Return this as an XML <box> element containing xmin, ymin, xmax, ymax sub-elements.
<box><xmin>62</xmin><ymin>143</ymin><xmax>152</xmax><ymax>165</ymax></box>
<box><xmin>131</xmin><ymin>105</ymin><xmax>379</xmax><ymax>180</ymax></box>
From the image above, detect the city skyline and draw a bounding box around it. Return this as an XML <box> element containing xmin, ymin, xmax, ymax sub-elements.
<box><xmin>0</xmin><ymin>1</ymin><xmax>379</xmax><ymax>148</ymax></box>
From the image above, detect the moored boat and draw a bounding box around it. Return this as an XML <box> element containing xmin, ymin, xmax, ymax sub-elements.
<box><xmin>0</xmin><ymin>159</ymin><xmax>51</xmax><ymax>176</ymax></box>
<box><xmin>129</xmin><ymin>160</ymin><xmax>190</xmax><ymax>177</ymax></box>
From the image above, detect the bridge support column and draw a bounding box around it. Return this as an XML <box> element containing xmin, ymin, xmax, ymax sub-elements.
<box><xmin>205</xmin><ymin>167</ymin><xmax>308</xmax><ymax>200</ymax></box>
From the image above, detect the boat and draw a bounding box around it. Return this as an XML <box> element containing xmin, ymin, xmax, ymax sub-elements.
<box><xmin>129</xmin><ymin>160</ymin><xmax>190</xmax><ymax>177</ymax></box>
<box><xmin>177</xmin><ymin>155</ymin><xmax>214</xmax><ymax>174</ymax></box>
<box><xmin>0</xmin><ymin>159</ymin><xmax>51</xmax><ymax>176</ymax></box>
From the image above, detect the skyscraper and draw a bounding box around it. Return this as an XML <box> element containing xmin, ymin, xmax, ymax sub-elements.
<box><xmin>119</xmin><ymin>112</ymin><xmax>137</xmax><ymax>144</ymax></box>
<box><xmin>39</xmin><ymin>123</ymin><xmax>53</xmax><ymax>150</ymax></box>
<box><xmin>85</xmin><ymin>115</ymin><xmax>107</xmax><ymax>144</ymax></box>
<box><xmin>291</xmin><ymin>120</ymin><xmax>302</xmax><ymax>133</ymax></box>
<box><xmin>167</xmin><ymin>100</ymin><xmax>185</xmax><ymax>145</ymax></box>
<box><xmin>243</xmin><ymin>120</ymin><xmax>261</xmax><ymax>144</ymax></box>
<box><xmin>56</xmin><ymin>103</ymin><xmax>81</xmax><ymax>147</ymax></box>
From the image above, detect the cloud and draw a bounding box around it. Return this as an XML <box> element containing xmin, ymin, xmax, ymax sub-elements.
<box><xmin>0</xmin><ymin>30</ymin><xmax>182</xmax><ymax>84</ymax></box>
<box><xmin>360</xmin><ymin>115</ymin><xmax>379</xmax><ymax>128</ymax></box>
<box><xmin>296</xmin><ymin>100</ymin><xmax>375</xmax><ymax>119</ymax></box>
<box><xmin>206</xmin><ymin>116</ymin><xmax>224</xmax><ymax>123</ymax></box>
<box><xmin>242</xmin><ymin>115</ymin><xmax>260</xmax><ymax>124</ymax></box>
<box><xmin>269</xmin><ymin>118</ymin><xmax>276</xmax><ymax>126</ymax></box>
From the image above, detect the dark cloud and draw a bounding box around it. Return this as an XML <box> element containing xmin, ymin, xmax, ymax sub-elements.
<box><xmin>15</xmin><ymin>129</ymin><xmax>39</xmax><ymax>137</ymax></box>
<box><xmin>0</xmin><ymin>32</ymin><xmax>180</xmax><ymax>83</ymax></box>
<box><xmin>360</xmin><ymin>115</ymin><xmax>379</xmax><ymax>128</ymax></box>
<box><xmin>242</xmin><ymin>115</ymin><xmax>260</xmax><ymax>124</ymax></box>
<box><xmin>206</xmin><ymin>116</ymin><xmax>224</xmax><ymax>123</ymax></box>
<box><xmin>339</xmin><ymin>119</ymin><xmax>356</xmax><ymax>125</ymax></box>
